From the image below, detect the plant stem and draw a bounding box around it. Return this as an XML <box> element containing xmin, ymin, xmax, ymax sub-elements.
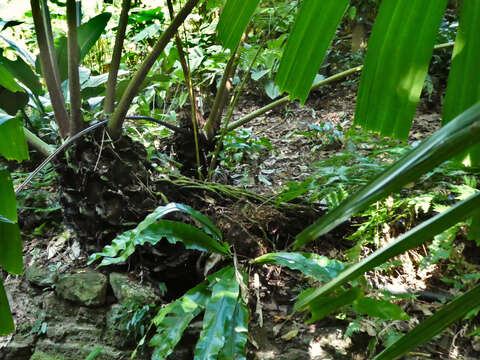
<box><xmin>31</xmin><ymin>0</ymin><xmax>70</xmax><ymax>138</ymax></box>
<box><xmin>107</xmin><ymin>0</ymin><xmax>201</xmax><ymax>139</ymax></box>
<box><xmin>203</xmin><ymin>46</ymin><xmax>238</xmax><ymax>140</ymax></box>
<box><xmin>23</xmin><ymin>127</ymin><xmax>54</xmax><ymax>157</ymax></box>
<box><xmin>104</xmin><ymin>0</ymin><xmax>131</xmax><ymax>114</ymax></box>
<box><xmin>40</xmin><ymin>0</ymin><xmax>62</xmax><ymax>90</ymax></box>
<box><xmin>167</xmin><ymin>0</ymin><xmax>203</xmax><ymax>180</ymax></box>
<box><xmin>67</xmin><ymin>0</ymin><xmax>84</xmax><ymax>135</ymax></box>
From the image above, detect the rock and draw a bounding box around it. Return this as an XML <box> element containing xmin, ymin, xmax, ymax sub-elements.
<box><xmin>30</xmin><ymin>351</ymin><xmax>67</xmax><ymax>360</ymax></box>
<box><xmin>109</xmin><ymin>273</ymin><xmax>159</xmax><ymax>305</ymax></box>
<box><xmin>0</xmin><ymin>333</ymin><xmax>34</xmax><ymax>360</ymax></box>
<box><xmin>55</xmin><ymin>270</ymin><xmax>107</xmax><ymax>306</ymax></box>
<box><xmin>104</xmin><ymin>305</ymin><xmax>133</xmax><ymax>349</ymax></box>
<box><xmin>35</xmin><ymin>339</ymin><xmax>128</xmax><ymax>360</ymax></box>
<box><xmin>25</xmin><ymin>264</ymin><xmax>56</xmax><ymax>288</ymax></box>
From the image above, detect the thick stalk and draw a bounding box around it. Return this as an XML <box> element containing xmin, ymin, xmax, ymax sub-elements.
<box><xmin>107</xmin><ymin>0</ymin><xmax>201</xmax><ymax>139</ymax></box>
<box><xmin>203</xmin><ymin>45</ymin><xmax>238</xmax><ymax>141</ymax></box>
<box><xmin>40</xmin><ymin>0</ymin><xmax>62</xmax><ymax>90</ymax></box>
<box><xmin>24</xmin><ymin>127</ymin><xmax>55</xmax><ymax>157</ymax></box>
<box><xmin>167</xmin><ymin>0</ymin><xmax>203</xmax><ymax>179</ymax></box>
<box><xmin>104</xmin><ymin>0</ymin><xmax>131</xmax><ymax>114</ymax></box>
<box><xmin>31</xmin><ymin>0</ymin><xmax>70</xmax><ymax>138</ymax></box>
<box><xmin>67</xmin><ymin>0</ymin><xmax>84</xmax><ymax>135</ymax></box>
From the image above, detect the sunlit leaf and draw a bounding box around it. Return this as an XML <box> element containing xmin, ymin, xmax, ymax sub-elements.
<box><xmin>0</xmin><ymin>65</ymin><xmax>24</xmax><ymax>93</ymax></box>
<box><xmin>0</xmin><ymin>51</ymin><xmax>42</xmax><ymax>96</ymax></box>
<box><xmin>442</xmin><ymin>1</ymin><xmax>480</xmax><ymax>166</ymax></box>
<box><xmin>295</xmin><ymin>192</ymin><xmax>480</xmax><ymax>312</ymax></box>
<box><xmin>217</xmin><ymin>0</ymin><xmax>261</xmax><ymax>50</ymax></box>
<box><xmin>276</xmin><ymin>0</ymin><xmax>349</xmax><ymax>104</ymax></box>
<box><xmin>354</xmin><ymin>0</ymin><xmax>447</xmax><ymax>139</ymax></box>
<box><xmin>374</xmin><ymin>283</ymin><xmax>480</xmax><ymax>360</ymax></box>
<box><xmin>253</xmin><ymin>252</ymin><xmax>345</xmax><ymax>283</ymax></box>
<box><xmin>296</xmin><ymin>103</ymin><xmax>480</xmax><ymax>248</ymax></box>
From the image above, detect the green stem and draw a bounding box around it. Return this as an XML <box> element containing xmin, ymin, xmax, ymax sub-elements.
<box><xmin>23</xmin><ymin>127</ymin><xmax>54</xmax><ymax>157</ymax></box>
<box><xmin>107</xmin><ymin>0</ymin><xmax>201</xmax><ymax>139</ymax></box>
<box><xmin>31</xmin><ymin>0</ymin><xmax>70</xmax><ymax>138</ymax></box>
<box><xmin>67</xmin><ymin>0</ymin><xmax>84</xmax><ymax>135</ymax></box>
<box><xmin>104</xmin><ymin>0</ymin><xmax>131</xmax><ymax>114</ymax></box>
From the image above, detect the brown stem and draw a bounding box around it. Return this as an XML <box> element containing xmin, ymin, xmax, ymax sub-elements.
<box><xmin>31</xmin><ymin>0</ymin><xmax>70</xmax><ymax>138</ymax></box>
<box><xmin>167</xmin><ymin>0</ymin><xmax>203</xmax><ymax>179</ymax></box>
<box><xmin>41</xmin><ymin>0</ymin><xmax>62</xmax><ymax>90</ymax></box>
<box><xmin>107</xmin><ymin>0</ymin><xmax>201</xmax><ymax>139</ymax></box>
<box><xmin>104</xmin><ymin>0</ymin><xmax>131</xmax><ymax>114</ymax></box>
<box><xmin>67</xmin><ymin>0</ymin><xmax>84</xmax><ymax>135</ymax></box>
<box><xmin>203</xmin><ymin>45</ymin><xmax>238</xmax><ymax>141</ymax></box>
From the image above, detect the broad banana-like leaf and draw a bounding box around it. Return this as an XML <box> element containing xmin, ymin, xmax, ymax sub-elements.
<box><xmin>0</xmin><ymin>114</ymin><xmax>28</xmax><ymax>161</ymax></box>
<box><xmin>374</xmin><ymin>283</ymin><xmax>480</xmax><ymax>360</ymax></box>
<box><xmin>253</xmin><ymin>252</ymin><xmax>345</xmax><ymax>283</ymax></box>
<box><xmin>150</xmin><ymin>281</ymin><xmax>210</xmax><ymax>360</ymax></box>
<box><xmin>0</xmin><ymin>64</ymin><xmax>24</xmax><ymax>93</ymax></box>
<box><xmin>0</xmin><ymin>34</ymin><xmax>36</xmax><ymax>66</ymax></box>
<box><xmin>194</xmin><ymin>266</ymin><xmax>242</xmax><ymax>359</ymax></box>
<box><xmin>0</xmin><ymin>51</ymin><xmax>43</xmax><ymax>96</ymax></box>
<box><xmin>0</xmin><ymin>169</ymin><xmax>22</xmax><ymax>275</ymax></box>
<box><xmin>443</xmin><ymin>0</ymin><xmax>480</xmax><ymax>166</ymax></box>
<box><xmin>296</xmin><ymin>102</ymin><xmax>480</xmax><ymax>248</ymax></box>
<box><xmin>216</xmin><ymin>0</ymin><xmax>261</xmax><ymax>50</ymax></box>
<box><xmin>354</xmin><ymin>0</ymin><xmax>447</xmax><ymax>139</ymax></box>
<box><xmin>276</xmin><ymin>0</ymin><xmax>350</xmax><ymax>104</ymax></box>
<box><xmin>54</xmin><ymin>13</ymin><xmax>111</xmax><ymax>81</ymax></box>
<box><xmin>0</xmin><ymin>86</ymin><xmax>29</xmax><ymax>116</ymax></box>
<box><xmin>0</xmin><ymin>279</ymin><xmax>14</xmax><ymax>335</ymax></box>
<box><xmin>294</xmin><ymin>191</ymin><xmax>480</xmax><ymax>311</ymax></box>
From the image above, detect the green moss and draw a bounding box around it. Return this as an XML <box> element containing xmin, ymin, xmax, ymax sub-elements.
<box><xmin>30</xmin><ymin>351</ymin><xmax>67</xmax><ymax>360</ymax></box>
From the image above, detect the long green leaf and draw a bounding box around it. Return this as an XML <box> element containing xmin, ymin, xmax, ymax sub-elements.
<box><xmin>216</xmin><ymin>0</ymin><xmax>260</xmax><ymax>50</ymax></box>
<box><xmin>0</xmin><ymin>86</ymin><xmax>29</xmax><ymax>116</ymax></box>
<box><xmin>0</xmin><ymin>279</ymin><xmax>14</xmax><ymax>335</ymax></box>
<box><xmin>294</xmin><ymin>191</ymin><xmax>480</xmax><ymax>312</ymax></box>
<box><xmin>374</xmin><ymin>283</ymin><xmax>480</xmax><ymax>360</ymax></box>
<box><xmin>302</xmin><ymin>287</ymin><xmax>362</xmax><ymax>323</ymax></box>
<box><xmin>194</xmin><ymin>266</ymin><xmax>240</xmax><ymax>359</ymax></box>
<box><xmin>296</xmin><ymin>102</ymin><xmax>480</xmax><ymax>248</ymax></box>
<box><xmin>150</xmin><ymin>281</ymin><xmax>210</xmax><ymax>360</ymax></box>
<box><xmin>276</xmin><ymin>0</ymin><xmax>349</xmax><ymax>104</ymax></box>
<box><xmin>218</xmin><ymin>290</ymin><xmax>248</xmax><ymax>360</ymax></box>
<box><xmin>353</xmin><ymin>297</ymin><xmax>409</xmax><ymax>321</ymax></box>
<box><xmin>55</xmin><ymin>13</ymin><xmax>111</xmax><ymax>81</ymax></box>
<box><xmin>0</xmin><ymin>115</ymin><xmax>29</xmax><ymax>161</ymax></box>
<box><xmin>0</xmin><ymin>34</ymin><xmax>36</xmax><ymax>66</ymax></box>
<box><xmin>442</xmin><ymin>0</ymin><xmax>480</xmax><ymax>166</ymax></box>
<box><xmin>0</xmin><ymin>170</ymin><xmax>22</xmax><ymax>275</ymax></box>
<box><xmin>253</xmin><ymin>252</ymin><xmax>345</xmax><ymax>283</ymax></box>
<box><xmin>354</xmin><ymin>0</ymin><xmax>447</xmax><ymax>139</ymax></box>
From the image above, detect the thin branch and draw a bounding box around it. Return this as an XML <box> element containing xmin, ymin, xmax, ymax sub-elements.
<box><xmin>104</xmin><ymin>0</ymin><xmax>131</xmax><ymax>114</ymax></box>
<box><xmin>67</xmin><ymin>0</ymin><xmax>84</xmax><ymax>134</ymax></box>
<box><xmin>107</xmin><ymin>0</ymin><xmax>201</xmax><ymax>139</ymax></box>
<box><xmin>31</xmin><ymin>0</ymin><xmax>70</xmax><ymax>138</ymax></box>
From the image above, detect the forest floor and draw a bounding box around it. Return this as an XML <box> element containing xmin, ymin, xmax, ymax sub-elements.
<box><xmin>2</xmin><ymin>81</ymin><xmax>480</xmax><ymax>360</ymax></box>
